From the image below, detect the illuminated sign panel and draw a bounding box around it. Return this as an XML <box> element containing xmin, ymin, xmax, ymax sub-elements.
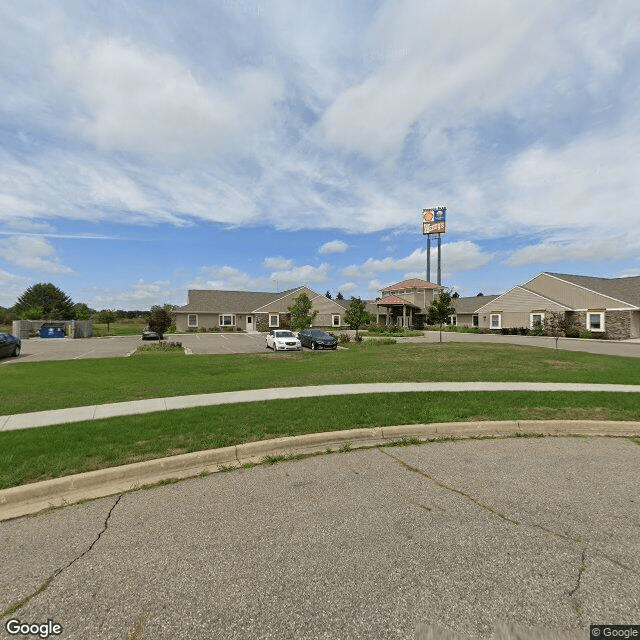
<box><xmin>422</xmin><ymin>207</ymin><xmax>446</xmax><ymax>234</ymax></box>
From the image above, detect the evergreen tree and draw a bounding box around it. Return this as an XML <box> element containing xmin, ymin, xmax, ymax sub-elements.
<box><xmin>14</xmin><ymin>283</ymin><xmax>74</xmax><ymax>320</ymax></box>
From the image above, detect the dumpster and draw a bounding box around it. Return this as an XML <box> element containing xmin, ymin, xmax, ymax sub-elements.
<box><xmin>39</xmin><ymin>322</ymin><xmax>67</xmax><ymax>338</ymax></box>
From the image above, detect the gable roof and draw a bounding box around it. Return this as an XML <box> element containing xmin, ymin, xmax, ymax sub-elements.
<box><xmin>382</xmin><ymin>278</ymin><xmax>441</xmax><ymax>291</ymax></box>
<box><xmin>451</xmin><ymin>295</ymin><xmax>499</xmax><ymax>314</ymax></box>
<box><xmin>376</xmin><ymin>294</ymin><xmax>421</xmax><ymax>308</ymax></box>
<box><xmin>475</xmin><ymin>286</ymin><xmax>573</xmax><ymax>314</ymax></box>
<box><xmin>176</xmin><ymin>288</ymin><xmax>296</xmax><ymax>314</ymax></box>
<box><xmin>541</xmin><ymin>273</ymin><xmax>640</xmax><ymax>307</ymax></box>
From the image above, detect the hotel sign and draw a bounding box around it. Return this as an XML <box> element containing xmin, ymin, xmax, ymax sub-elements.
<box><xmin>422</xmin><ymin>207</ymin><xmax>446</xmax><ymax>234</ymax></box>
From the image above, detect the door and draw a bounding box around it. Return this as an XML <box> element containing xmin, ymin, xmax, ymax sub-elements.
<box><xmin>246</xmin><ymin>316</ymin><xmax>253</xmax><ymax>331</ymax></box>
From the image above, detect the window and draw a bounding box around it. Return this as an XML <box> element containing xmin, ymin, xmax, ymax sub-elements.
<box><xmin>448</xmin><ymin>315</ymin><xmax>457</xmax><ymax>326</ymax></box>
<box><xmin>490</xmin><ymin>314</ymin><xmax>501</xmax><ymax>329</ymax></box>
<box><xmin>530</xmin><ymin>312</ymin><xmax>544</xmax><ymax>328</ymax></box>
<box><xmin>587</xmin><ymin>312</ymin><xmax>604</xmax><ymax>332</ymax></box>
<box><xmin>187</xmin><ymin>314</ymin><xmax>198</xmax><ymax>328</ymax></box>
<box><xmin>472</xmin><ymin>315</ymin><xmax>479</xmax><ymax>327</ymax></box>
<box><xmin>269</xmin><ymin>314</ymin><xmax>279</xmax><ymax>328</ymax></box>
<box><xmin>332</xmin><ymin>314</ymin><xmax>341</xmax><ymax>327</ymax></box>
<box><xmin>219</xmin><ymin>314</ymin><xmax>235</xmax><ymax>326</ymax></box>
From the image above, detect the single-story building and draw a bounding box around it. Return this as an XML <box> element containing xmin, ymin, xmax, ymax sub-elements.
<box><xmin>450</xmin><ymin>295</ymin><xmax>499</xmax><ymax>327</ymax></box>
<box><xmin>374</xmin><ymin>278</ymin><xmax>444</xmax><ymax>328</ymax></box>
<box><xmin>173</xmin><ymin>286</ymin><xmax>348</xmax><ymax>333</ymax></box>
<box><xmin>476</xmin><ymin>272</ymin><xmax>640</xmax><ymax>339</ymax></box>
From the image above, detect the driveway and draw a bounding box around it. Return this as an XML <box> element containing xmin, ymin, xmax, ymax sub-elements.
<box><xmin>1</xmin><ymin>437</ymin><xmax>637</xmax><ymax>639</ymax></box>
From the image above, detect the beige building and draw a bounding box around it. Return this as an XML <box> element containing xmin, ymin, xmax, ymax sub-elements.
<box><xmin>476</xmin><ymin>272</ymin><xmax>640</xmax><ymax>339</ymax></box>
<box><xmin>173</xmin><ymin>286</ymin><xmax>347</xmax><ymax>333</ymax></box>
<box><xmin>375</xmin><ymin>278</ymin><xmax>444</xmax><ymax>327</ymax></box>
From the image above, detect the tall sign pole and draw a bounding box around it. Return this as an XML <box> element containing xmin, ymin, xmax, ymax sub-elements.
<box><xmin>422</xmin><ymin>206</ymin><xmax>446</xmax><ymax>285</ymax></box>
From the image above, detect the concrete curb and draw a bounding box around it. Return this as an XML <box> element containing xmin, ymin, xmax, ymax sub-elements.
<box><xmin>1</xmin><ymin>420</ymin><xmax>638</xmax><ymax>521</ymax></box>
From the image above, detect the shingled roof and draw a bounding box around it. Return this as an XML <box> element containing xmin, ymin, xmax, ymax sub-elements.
<box><xmin>541</xmin><ymin>273</ymin><xmax>640</xmax><ymax>307</ymax></box>
<box><xmin>382</xmin><ymin>278</ymin><xmax>441</xmax><ymax>291</ymax></box>
<box><xmin>176</xmin><ymin>288</ymin><xmax>298</xmax><ymax>313</ymax></box>
<box><xmin>451</xmin><ymin>295</ymin><xmax>499</xmax><ymax>314</ymax></box>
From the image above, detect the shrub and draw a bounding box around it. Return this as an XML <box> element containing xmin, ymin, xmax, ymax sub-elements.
<box><xmin>565</xmin><ymin>328</ymin><xmax>580</xmax><ymax>338</ymax></box>
<box><xmin>338</xmin><ymin>333</ymin><xmax>351</xmax><ymax>344</ymax></box>
<box><xmin>579</xmin><ymin>330</ymin><xmax>592</xmax><ymax>339</ymax></box>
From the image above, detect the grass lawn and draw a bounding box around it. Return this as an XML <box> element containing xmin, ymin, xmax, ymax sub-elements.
<box><xmin>3</xmin><ymin>342</ymin><xmax>640</xmax><ymax>415</ymax></box>
<box><xmin>92</xmin><ymin>319</ymin><xmax>147</xmax><ymax>336</ymax></box>
<box><xmin>1</xmin><ymin>391</ymin><xmax>639</xmax><ymax>489</ymax></box>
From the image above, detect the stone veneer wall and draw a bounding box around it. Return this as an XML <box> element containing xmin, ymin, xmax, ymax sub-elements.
<box><xmin>568</xmin><ymin>310</ymin><xmax>631</xmax><ymax>340</ymax></box>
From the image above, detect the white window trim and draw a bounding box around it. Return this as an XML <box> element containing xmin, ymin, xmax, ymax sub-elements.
<box><xmin>448</xmin><ymin>315</ymin><xmax>457</xmax><ymax>326</ymax></box>
<box><xmin>587</xmin><ymin>311</ymin><xmax>605</xmax><ymax>332</ymax></box>
<box><xmin>490</xmin><ymin>313</ymin><xmax>502</xmax><ymax>329</ymax></box>
<box><xmin>332</xmin><ymin>314</ymin><xmax>341</xmax><ymax>327</ymax></box>
<box><xmin>219</xmin><ymin>314</ymin><xmax>236</xmax><ymax>327</ymax></box>
<box><xmin>530</xmin><ymin>312</ymin><xmax>545</xmax><ymax>328</ymax></box>
<box><xmin>187</xmin><ymin>314</ymin><xmax>198</xmax><ymax>328</ymax></box>
<box><xmin>269</xmin><ymin>314</ymin><xmax>279</xmax><ymax>328</ymax></box>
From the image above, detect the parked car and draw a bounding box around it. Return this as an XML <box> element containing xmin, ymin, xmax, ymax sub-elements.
<box><xmin>298</xmin><ymin>328</ymin><xmax>338</xmax><ymax>350</ymax></box>
<box><xmin>266</xmin><ymin>329</ymin><xmax>301</xmax><ymax>351</ymax></box>
<box><xmin>0</xmin><ymin>333</ymin><xmax>21</xmax><ymax>358</ymax></box>
<box><xmin>142</xmin><ymin>328</ymin><xmax>162</xmax><ymax>340</ymax></box>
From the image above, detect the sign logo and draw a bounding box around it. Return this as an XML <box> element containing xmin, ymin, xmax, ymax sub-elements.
<box><xmin>422</xmin><ymin>207</ymin><xmax>446</xmax><ymax>234</ymax></box>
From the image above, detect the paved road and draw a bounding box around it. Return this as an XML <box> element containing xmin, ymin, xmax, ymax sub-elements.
<box><xmin>1</xmin><ymin>437</ymin><xmax>638</xmax><ymax>639</ymax></box>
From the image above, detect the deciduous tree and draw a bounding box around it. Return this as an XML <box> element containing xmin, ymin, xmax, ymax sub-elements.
<box><xmin>427</xmin><ymin>290</ymin><xmax>456</xmax><ymax>343</ymax></box>
<box><xmin>287</xmin><ymin>293</ymin><xmax>318</xmax><ymax>332</ymax></box>
<box><xmin>344</xmin><ymin>298</ymin><xmax>375</xmax><ymax>341</ymax></box>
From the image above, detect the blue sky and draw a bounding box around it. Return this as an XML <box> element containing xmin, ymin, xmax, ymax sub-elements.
<box><xmin>1</xmin><ymin>1</ymin><xmax>639</xmax><ymax>309</ymax></box>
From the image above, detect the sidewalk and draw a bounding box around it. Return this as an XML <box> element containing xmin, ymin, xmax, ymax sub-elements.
<box><xmin>2</xmin><ymin>381</ymin><xmax>640</xmax><ymax>432</ymax></box>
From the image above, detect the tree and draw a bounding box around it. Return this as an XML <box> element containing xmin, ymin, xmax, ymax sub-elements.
<box><xmin>325</xmin><ymin>291</ymin><xmax>332</xmax><ymax>299</ymax></box>
<box><xmin>14</xmin><ymin>283</ymin><xmax>74</xmax><ymax>320</ymax></box>
<box><xmin>427</xmin><ymin>290</ymin><xmax>456</xmax><ymax>343</ymax></box>
<box><xmin>336</xmin><ymin>292</ymin><xmax>344</xmax><ymax>300</ymax></box>
<box><xmin>73</xmin><ymin>303</ymin><xmax>91</xmax><ymax>320</ymax></box>
<box><xmin>287</xmin><ymin>293</ymin><xmax>318</xmax><ymax>332</ymax></box>
<box><xmin>148</xmin><ymin>305</ymin><xmax>174</xmax><ymax>338</ymax></box>
<box><xmin>452</xmin><ymin>291</ymin><xmax>460</xmax><ymax>298</ymax></box>
<box><xmin>543</xmin><ymin>311</ymin><xmax>574</xmax><ymax>349</ymax></box>
<box><xmin>94</xmin><ymin>309</ymin><xmax>118</xmax><ymax>334</ymax></box>
<box><xmin>344</xmin><ymin>298</ymin><xmax>375</xmax><ymax>341</ymax></box>
<box><xmin>477</xmin><ymin>292</ymin><xmax>484</xmax><ymax>296</ymax></box>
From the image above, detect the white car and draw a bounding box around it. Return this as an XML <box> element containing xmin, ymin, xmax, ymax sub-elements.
<box><xmin>266</xmin><ymin>329</ymin><xmax>302</xmax><ymax>351</ymax></box>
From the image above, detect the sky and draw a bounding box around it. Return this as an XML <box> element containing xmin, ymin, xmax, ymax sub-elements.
<box><xmin>1</xmin><ymin>1</ymin><xmax>639</xmax><ymax>310</ymax></box>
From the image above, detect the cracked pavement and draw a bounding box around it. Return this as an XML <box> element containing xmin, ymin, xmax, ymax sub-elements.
<box><xmin>1</xmin><ymin>437</ymin><xmax>638</xmax><ymax>639</ymax></box>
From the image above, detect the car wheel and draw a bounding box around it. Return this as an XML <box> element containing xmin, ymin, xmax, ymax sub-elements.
<box><xmin>311</xmin><ymin>342</ymin><xmax>317</xmax><ymax>350</ymax></box>
<box><xmin>13</xmin><ymin>345</ymin><xmax>20</xmax><ymax>357</ymax></box>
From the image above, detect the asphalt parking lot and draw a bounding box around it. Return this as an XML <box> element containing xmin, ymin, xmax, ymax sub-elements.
<box><xmin>1</xmin><ymin>437</ymin><xmax>637</xmax><ymax>639</ymax></box>
<box><xmin>1</xmin><ymin>333</ymin><xmax>270</xmax><ymax>363</ymax></box>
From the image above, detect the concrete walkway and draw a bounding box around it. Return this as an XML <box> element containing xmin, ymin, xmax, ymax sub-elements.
<box><xmin>2</xmin><ymin>381</ymin><xmax>640</xmax><ymax>432</ymax></box>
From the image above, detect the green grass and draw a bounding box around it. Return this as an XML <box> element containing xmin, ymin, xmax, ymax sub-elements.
<box><xmin>1</xmin><ymin>391</ymin><xmax>639</xmax><ymax>489</ymax></box>
<box><xmin>3</xmin><ymin>343</ymin><xmax>640</xmax><ymax>415</ymax></box>
<box><xmin>92</xmin><ymin>320</ymin><xmax>147</xmax><ymax>336</ymax></box>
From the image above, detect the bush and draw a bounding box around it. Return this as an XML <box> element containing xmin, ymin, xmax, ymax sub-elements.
<box><xmin>338</xmin><ymin>333</ymin><xmax>351</xmax><ymax>344</ymax></box>
<box><xmin>579</xmin><ymin>330</ymin><xmax>592</xmax><ymax>339</ymax></box>
<box><xmin>565</xmin><ymin>328</ymin><xmax>580</xmax><ymax>338</ymax></box>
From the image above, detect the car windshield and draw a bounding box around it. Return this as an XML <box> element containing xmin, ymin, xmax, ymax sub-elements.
<box><xmin>275</xmin><ymin>331</ymin><xmax>295</xmax><ymax>337</ymax></box>
<box><xmin>308</xmin><ymin>330</ymin><xmax>329</xmax><ymax>337</ymax></box>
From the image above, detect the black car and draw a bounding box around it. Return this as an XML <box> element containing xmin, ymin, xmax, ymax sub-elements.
<box><xmin>142</xmin><ymin>329</ymin><xmax>162</xmax><ymax>340</ymax></box>
<box><xmin>298</xmin><ymin>328</ymin><xmax>338</xmax><ymax>350</ymax></box>
<box><xmin>0</xmin><ymin>333</ymin><xmax>21</xmax><ymax>358</ymax></box>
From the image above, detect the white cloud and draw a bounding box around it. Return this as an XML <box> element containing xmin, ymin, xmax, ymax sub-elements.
<box><xmin>319</xmin><ymin>240</ymin><xmax>348</xmax><ymax>254</ymax></box>
<box><xmin>0</xmin><ymin>268</ymin><xmax>30</xmax><ymax>307</ymax></box>
<box><xmin>0</xmin><ymin>236</ymin><xmax>73</xmax><ymax>274</ymax></box>
<box><xmin>342</xmin><ymin>242</ymin><xmax>491</xmax><ymax>280</ymax></box>
<box><xmin>53</xmin><ymin>38</ymin><xmax>284</xmax><ymax>158</ymax></box>
<box><xmin>83</xmin><ymin>278</ymin><xmax>186</xmax><ymax>310</ymax></box>
<box><xmin>263</xmin><ymin>257</ymin><xmax>293</xmax><ymax>270</ymax></box>
<box><xmin>507</xmin><ymin>237</ymin><xmax>639</xmax><ymax>267</ymax></box>
<box><xmin>268</xmin><ymin>263</ymin><xmax>331</xmax><ymax>288</ymax></box>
